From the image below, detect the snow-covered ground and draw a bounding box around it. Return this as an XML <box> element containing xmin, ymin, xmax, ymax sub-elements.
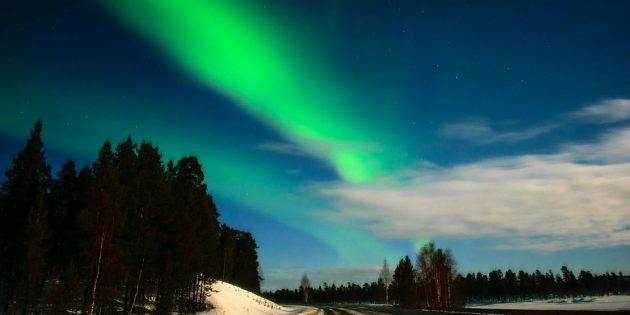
<box><xmin>469</xmin><ymin>295</ymin><xmax>630</xmax><ymax>311</ymax></box>
<box><xmin>200</xmin><ymin>282</ymin><xmax>630</xmax><ymax>314</ymax></box>
<box><xmin>200</xmin><ymin>281</ymin><xmax>320</xmax><ymax>315</ymax></box>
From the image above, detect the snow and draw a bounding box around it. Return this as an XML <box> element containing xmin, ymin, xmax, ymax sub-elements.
<box><xmin>199</xmin><ymin>281</ymin><xmax>630</xmax><ymax>314</ymax></box>
<box><xmin>469</xmin><ymin>295</ymin><xmax>630</xmax><ymax>311</ymax></box>
<box><xmin>200</xmin><ymin>281</ymin><xmax>320</xmax><ymax>315</ymax></box>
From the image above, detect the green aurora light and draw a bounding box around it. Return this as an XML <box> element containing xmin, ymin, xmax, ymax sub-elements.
<box><xmin>0</xmin><ymin>82</ymin><xmax>399</xmax><ymax>265</ymax></box>
<box><xmin>102</xmin><ymin>0</ymin><xmax>412</xmax><ymax>183</ymax></box>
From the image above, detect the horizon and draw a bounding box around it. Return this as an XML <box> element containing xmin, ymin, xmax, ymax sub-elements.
<box><xmin>1</xmin><ymin>0</ymin><xmax>629</xmax><ymax>292</ymax></box>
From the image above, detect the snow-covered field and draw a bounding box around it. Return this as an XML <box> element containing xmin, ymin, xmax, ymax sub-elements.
<box><xmin>200</xmin><ymin>282</ymin><xmax>630</xmax><ymax>314</ymax></box>
<box><xmin>469</xmin><ymin>295</ymin><xmax>630</xmax><ymax>311</ymax></box>
<box><xmin>200</xmin><ymin>281</ymin><xmax>320</xmax><ymax>315</ymax></box>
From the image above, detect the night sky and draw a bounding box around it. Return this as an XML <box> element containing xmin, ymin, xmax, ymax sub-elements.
<box><xmin>1</xmin><ymin>0</ymin><xmax>629</xmax><ymax>290</ymax></box>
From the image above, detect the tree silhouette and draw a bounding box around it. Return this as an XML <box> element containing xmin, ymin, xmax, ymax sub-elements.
<box><xmin>379</xmin><ymin>258</ymin><xmax>392</xmax><ymax>304</ymax></box>
<box><xmin>0</xmin><ymin>119</ymin><xmax>51</xmax><ymax>314</ymax></box>
<box><xmin>417</xmin><ymin>242</ymin><xmax>457</xmax><ymax>307</ymax></box>
<box><xmin>392</xmin><ymin>256</ymin><xmax>415</xmax><ymax>307</ymax></box>
<box><xmin>301</xmin><ymin>274</ymin><xmax>310</xmax><ymax>303</ymax></box>
<box><xmin>0</xmin><ymin>121</ymin><xmax>264</xmax><ymax>314</ymax></box>
<box><xmin>86</xmin><ymin>141</ymin><xmax>125</xmax><ymax>315</ymax></box>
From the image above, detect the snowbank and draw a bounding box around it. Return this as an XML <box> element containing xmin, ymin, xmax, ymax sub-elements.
<box><xmin>200</xmin><ymin>281</ymin><xmax>320</xmax><ymax>315</ymax></box>
<box><xmin>469</xmin><ymin>295</ymin><xmax>630</xmax><ymax>311</ymax></box>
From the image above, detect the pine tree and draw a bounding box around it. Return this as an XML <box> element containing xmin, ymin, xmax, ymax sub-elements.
<box><xmin>125</xmin><ymin>141</ymin><xmax>166</xmax><ymax>314</ymax></box>
<box><xmin>504</xmin><ymin>269</ymin><xmax>517</xmax><ymax>298</ymax></box>
<box><xmin>113</xmin><ymin>137</ymin><xmax>140</xmax><ymax>314</ymax></box>
<box><xmin>154</xmin><ymin>156</ymin><xmax>222</xmax><ymax>313</ymax></box>
<box><xmin>218</xmin><ymin>225</ymin><xmax>263</xmax><ymax>293</ymax></box>
<box><xmin>560</xmin><ymin>265</ymin><xmax>577</xmax><ymax>296</ymax></box>
<box><xmin>86</xmin><ymin>141</ymin><xmax>124</xmax><ymax>315</ymax></box>
<box><xmin>488</xmin><ymin>269</ymin><xmax>503</xmax><ymax>300</ymax></box>
<box><xmin>234</xmin><ymin>232</ymin><xmax>262</xmax><ymax>293</ymax></box>
<box><xmin>0</xmin><ymin>119</ymin><xmax>51</xmax><ymax>314</ymax></box>
<box><xmin>46</xmin><ymin>160</ymin><xmax>84</xmax><ymax>311</ymax></box>
<box><xmin>219</xmin><ymin>224</ymin><xmax>238</xmax><ymax>281</ymax></box>
<box><xmin>392</xmin><ymin>256</ymin><xmax>415</xmax><ymax>307</ymax></box>
<box><xmin>47</xmin><ymin>161</ymin><xmax>79</xmax><ymax>268</ymax></box>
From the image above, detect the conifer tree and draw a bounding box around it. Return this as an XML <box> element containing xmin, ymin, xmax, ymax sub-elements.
<box><xmin>46</xmin><ymin>161</ymin><xmax>83</xmax><ymax>311</ymax></box>
<box><xmin>47</xmin><ymin>161</ymin><xmax>79</xmax><ymax>269</ymax></box>
<box><xmin>125</xmin><ymin>141</ymin><xmax>166</xmax><ymax>314</ymax></box>
<box><xmin>219</xmin><ymin>224</ymin><xmax>238</xmax><ymax>281</ymax></box>
<box><xmin>234</xmin><ymin>232</ymin><xmax>262</xmax><ymax>293</ymax></box>
<box><xmin>86</xmin><ymin>141</ymin><xmax>124</xmax><ymax>315</ymax></box>
<box><xmin>391</xmin><ymin>256</ymin><xmax>415</xmax><ymax>306</ymax></box>
<box><xmin>0</xmin><ymin>119</ymin><xmax>51</xmax><ymax>314</ymax></box>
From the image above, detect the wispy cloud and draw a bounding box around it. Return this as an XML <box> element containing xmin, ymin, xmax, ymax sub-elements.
<box><xmin>256</xmin><ymin>141</ymin><xmax>308</xmax><ymax>156</ymax></box>
<box><xmin>440</xmin><ymin>120</ymin><xmax>557</xmax><ymax>145</ymax></box>
<box><xmin>315</xmin><ymin>128</ymin><xmax>630</xmax><ymax>251</ymax></box>
<box><xmin>441</xmin><ymin>98</ymin><xmax>630</xmax><ymax>145</ymax></box>
<box><xmin>570</xmin><ymin>99</ymin><xmax>630</xmax><ymax>123</ymax></box>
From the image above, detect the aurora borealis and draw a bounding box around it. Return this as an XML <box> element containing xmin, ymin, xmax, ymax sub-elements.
<box><xmin>104</xmin><ymin>0</ymin><xmax>410</xmax><ymax>183</ymax></box>
<box><xmin>1</xmin><ymin>0</ymin><xmax>629</xmax><ymax>290</ymax></box>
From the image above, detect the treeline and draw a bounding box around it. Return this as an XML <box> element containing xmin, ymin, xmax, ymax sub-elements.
<box><xmin>264</xmin><ymin>242</ymin><xmax>459</xmax><ymax>307</ymax></box>
<box><xmin>264</xmin><ymin>243</ymin><xmax>629</xmax><ymax>308</ymax></box>
<box><xmin>462</xmin><ymin>266</ymin><xmax>630</xmax><ymax>303</ymax></box>
<box><xmin>265</xmin><ymin>281</ymin><xmax>386</xmax><ymax>304</ymax></box>
<box><xmin>0</xmin><ymin>121</ymin><xmax>262</xmax><ymax>314</ymax></box>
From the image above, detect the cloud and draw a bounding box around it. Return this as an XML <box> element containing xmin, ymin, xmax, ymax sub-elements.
<box><xmin>440</xmin><ymin>98</ymin><xmax>630</xmax><ymax>145</ymax></box>
<box><xmin>315</xmin><ymin>128</ymin><xmax>630</xmax><ymax>251</ymax></box>
<box><xmin>570</xmin><ymin>99</ymin><xmax>630</xmax><ymax>123</ymax></box>
<box><xmin>440</xmin><ymin>120</ymin><xmax>557</xmax><ymax>145</ymax></box>
<box><xmin>256</xmin><ymin>141</ymin><xmax>308</xmax><ymax>156</ymax></box>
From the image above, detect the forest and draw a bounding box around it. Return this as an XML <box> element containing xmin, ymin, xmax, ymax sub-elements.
<box><xmin>0</xmin><ymin>121</ymin><xmax>262</xmax><ymax>314</ymax></box>
<box><xmin>264</xmin><ymin>243</ymin><xmax>630</xmax><ymax>307</ymax></box>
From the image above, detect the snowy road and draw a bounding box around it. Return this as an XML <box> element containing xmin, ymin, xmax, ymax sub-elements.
<box><xmin>319</xmin><ymin>306</ymin><xmax>392</xmax><ymax>314</ymax></box>
<box><xmin>316</xmin><ymin>305</ymin><xmax>447</xmax><ymax>314</ymax></box>
<box><xmin>323</xmin><ymin>306</ymin><xmax>399</xmax><ymax>314</ymax></box>
<box><xmin>320</xmin><ymin>306</ymin><xmax>385</xmax><ymax>315</ymax></box>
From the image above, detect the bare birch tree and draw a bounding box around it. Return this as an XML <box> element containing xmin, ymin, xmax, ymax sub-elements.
<box><xmin>417</xmin><ymin>242</ymin><xmax>456</xmax><ymax>307</ymax></box>
<box><xmin>379</xmin><ymin>259</ymin><xmax>392</xmax><ymax>304</ymax></box>
<box><xmin>300</xmin><ymin>274</ymin><xmax>310</xmax><ymax>303</ymax></box>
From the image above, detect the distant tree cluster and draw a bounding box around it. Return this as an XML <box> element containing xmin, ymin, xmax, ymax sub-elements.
<box><xmin>390</xmin><ymin>242</ymin><xmax>458</xmax><ymax>307</ymax></box>
<box><xmin>462</xmin><ymin>266</ymin><xmax>630</xmax><ymax>303</ymax></box>
<box><xmin>264</xmin><ymin>242</ymin><xmax>629</xmax><ymax>308</ymax></box>
<box><xmin>264</xmin><ymin>279</ymin><xmax>387</xmax><ymax>304</ymax></box>
<box><xmin>0</xmin><ymin>121</ymin><xmax>262</xmax><ymax>314</ymax></box>
<box><xmin>264</xmin><ymin>242</ymin><xmax>457</xmax><ymax>306</ymax></box>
